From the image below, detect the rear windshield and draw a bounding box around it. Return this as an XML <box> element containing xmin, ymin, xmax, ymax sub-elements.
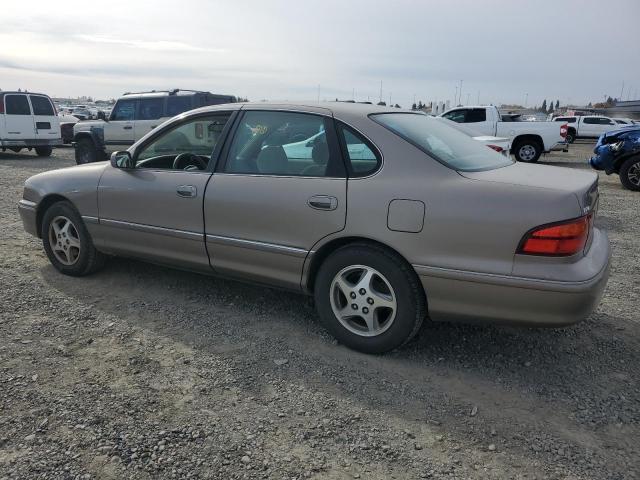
<box><xmin>372</xmin><ymin>113</ymin><xmax>513</xmax><ymax>172</ymax></box>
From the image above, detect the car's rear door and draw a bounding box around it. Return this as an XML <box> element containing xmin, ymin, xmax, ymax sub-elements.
<box><xmin>204</xmin><ymin>107</ymin><xmax>347</xmax><ymax>290</ymax></box>
<box><xmin>97</xmin><ymin>112</ymin><xmax>234</xmax><ymax>271</ymax></box>
<box><xmin>134</xmin><ymin>97</ymin><xmax>166</xmax><ymax>139</ymax></box>
<box><xmin>2</xmin><ymin>94</ymin><xmax>35</xmax><ymax>142</ymax></box>
<box><xmin>28</xmin><ymin>94</ymin><xmax>60</xmax><ymax>144</ymax></box>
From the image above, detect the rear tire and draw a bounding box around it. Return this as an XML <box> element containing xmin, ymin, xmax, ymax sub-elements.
<box><xmin>75</xmin><ymin>138</ymin><xmax>98</xmax><ymax>164</ymax></box>
<box><xmin>35</xmin><ymin>146</ymin><xmax>53</xmax><ymax>157</ymax></box>
<box><xmin>41</xmin><ymin>201</ymin><xmax>106</xmax><ymax>276</ymax></box>
<box><xmin>619</xmin><ymin>156</ymin><xmax>640</xmax><ymax>191</ymax></box>
<box><xmin>513</xmin><ymin>139</ymin><xmax>542</xmax><ymax>163</ymax></box>
<box><xmin>314</xmin><ymin>243</ymin><xmax>426</xmax><ymax>354</ymax></box>
<box><xmin>566</xmin><ymin>129</ymin><xmax>576</xmax><ymax>144</ymax></box>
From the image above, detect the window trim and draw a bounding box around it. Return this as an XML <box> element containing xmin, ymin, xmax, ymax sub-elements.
<box><xmin>109</xmin><ymin>98</ymin><xmax>138</xmax><ymax>122</ymax></box>
<box><xmin>216</xmin><ymin>109</ymin><xmax>347</xmax><ymax>178</ymax></box>
<box><xmin>335</xmin><ymin>120</ymin><xmax>383</xmax><ymax>179</ymax></box>
<box><xmin>129</xmin><ymin>110</ymin><xmax>237</xmax><ymax>173</ymax></box>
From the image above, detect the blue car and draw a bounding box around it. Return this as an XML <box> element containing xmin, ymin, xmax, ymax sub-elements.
<box><xmin>590</xmin><ymin>127</ymin><xmax>640</xmax><ymax>191</ymax></box>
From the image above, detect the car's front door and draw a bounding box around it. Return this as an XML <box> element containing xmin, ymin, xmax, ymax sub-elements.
<box><xmin>3</xmin><ymin>94</ymin><xmax>34</xmax><ymax>142</ymax></box>
<box><xmin>204</xmin><ymin>109</ymin><xmax>347</xmax><ymax>289</ymax></box>
<box><xmin>103</xmin><ymin>98</ymin><xmax>137</xmax><ymax>151</ymax></box>
<box><xmin>97</xmin><ymin>112</ymin><xmax>233</xmax><ymax>271</ymax></box>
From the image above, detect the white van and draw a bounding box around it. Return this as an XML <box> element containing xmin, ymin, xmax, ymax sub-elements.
<box><xmin>0</xmin><ymin>91</ymin><xmax>61</xmax><ymax>157</ymax></box>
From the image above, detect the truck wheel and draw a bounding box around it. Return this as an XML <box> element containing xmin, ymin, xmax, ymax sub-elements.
<box><xmin>513</xmin><ymin>139</ymin><xmax>542</xmax><ymax>163</ymax></box>
<box><xmin>314</xmin><ymin>243</ymin><xmax>426</xmax><ymax>354</ymax></box>
<box><xmin>35</xmin><ymin>146</ymin><xmax>53</xmax><ymax>157</ymax></box>
<box><xmin>566</xmin><ymin>129</ymin><xmax>576</xmax><ymax>144</ymax></box>
<box><xmin>619</xmin><ymin>156</ymin><xmax>640</xmax><ymax>191</ymax></box>
<box><xmin>75</xmin><ymin>138</ymin><xmax>98</xmax><ymax>164</ymax></box>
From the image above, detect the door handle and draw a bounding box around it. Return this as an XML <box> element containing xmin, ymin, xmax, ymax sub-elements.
<box><xmin>123</xmin><ymin>125</ymin><xmax>133</xmax><ymax>130</ymax></box>
<box><xmin>308</xmin><ymin>195</ymin><xmax>338</xmax><ymax>211</ymax></box>
<box><xmin>176</xmin><ymin>185</ymin><xmax>197</xmax><ymax>198</ymax></box>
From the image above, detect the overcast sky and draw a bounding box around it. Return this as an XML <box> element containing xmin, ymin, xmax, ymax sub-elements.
<box><xmin>1</xmin><ymin>0</ymin><xmax>638</xmax><ymax>107</ymax></box>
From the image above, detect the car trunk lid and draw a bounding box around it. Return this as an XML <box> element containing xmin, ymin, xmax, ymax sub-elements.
<box><xmin>459</xmin><ymin>163</ymin><xmax>599</xmax><ymax>215</ymax></box>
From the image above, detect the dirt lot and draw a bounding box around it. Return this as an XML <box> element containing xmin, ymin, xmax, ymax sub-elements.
<box><xmin>0</xmin><ymin>143</ymin><xmax>638</xmax><ymax>480</ymax></box>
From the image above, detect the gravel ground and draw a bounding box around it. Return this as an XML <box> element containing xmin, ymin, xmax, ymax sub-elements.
<box><xmin>0</xmin><ymin>143</ymin><xmax>638</xmax><ymax>480</ymax></box>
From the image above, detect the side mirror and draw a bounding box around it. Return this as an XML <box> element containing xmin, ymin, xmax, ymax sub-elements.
<box><xmin>111</xmin><ymin>151</ymin><xmax>134</xmax><ymax>169</ymax></box>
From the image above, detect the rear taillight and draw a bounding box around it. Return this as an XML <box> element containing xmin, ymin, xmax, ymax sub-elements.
<box><xmin>487</xmin><ymin>144</ymin><xmax>504</xmax><ymax>152</ymax></box>
<box><xmin>518</xmin><ymin>214</ymin><xmax>592</xmax><ymax>256</ymax></box>
<box><xmin>560</xmin><ymin>124</ymin><xmax>568</xmax><ymax>138</ymax></box>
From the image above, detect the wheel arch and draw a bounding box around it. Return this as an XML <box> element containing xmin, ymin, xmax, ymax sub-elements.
<box><xmin>36</xmin><ymin>194</ymin><xmax>72</xmax><ymax>238</ymax></box>
<box><xmin>511</xmin><ymin>134</ymin><xmax>544</xmax><ymax>152</ymax></box>
<box><xmin>303</xmin><ymin>236</ymin><xmax>425</xmax><ymax>297</ymax></box>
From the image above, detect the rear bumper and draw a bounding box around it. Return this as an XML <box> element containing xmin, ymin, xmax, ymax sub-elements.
<box><xmin>18</xmin><ymin>200</ymin><xmax>39</xmax><ymax>237</ymax></box>
<box><xmin>1</xmin><ymin>139</ymin><xmax>62</xmax><ymax>147</ymax></box>
<box><xmin>414</xmin><ymin>228</ymin><xmax>611</xmax><ymax>326</ymax></box>
<box><xmin>550</xmin><ymin>140</ymin><xmax>570</xmax><ymax>152</ymax></box>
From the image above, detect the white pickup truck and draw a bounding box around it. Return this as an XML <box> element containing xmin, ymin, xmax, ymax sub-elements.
<box><xmin>440</xmin><ymin>106</ymin><xmax>568</xmax><ymax>162</ymax></box>
<box><xmin>552</xmin><ymin>115</ymin><xmax>621</xmax><ymax>143</ymax></box>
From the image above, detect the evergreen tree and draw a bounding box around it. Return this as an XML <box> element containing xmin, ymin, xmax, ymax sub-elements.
<box><xmin>377</xmin><ymin>101</ymin><xmax>386</xmax><ymax>106</ymax></box>
<box><xmin>540</xmin><ymin>99</ymin><xmax>547</xmax><ymax>112</ymax></box>
<box><xmin>417</xmin><ymin>101</ymin><xmax>424</xmax><ymax>109</ymax></box>
<box><xmin>555</xmin><ymin>100</ymin><xmax>560</xmax><ymax>110</ymax></box>
<box><xmin>412</xmin><ymin>103</ymin><xmax>417</xmax><ymax>111</ymax></box>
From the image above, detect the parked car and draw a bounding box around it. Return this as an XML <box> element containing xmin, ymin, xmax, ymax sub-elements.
<box><xmin>612</xmin><ymin>117</ymin><xmax>639</xmax><ymax>126</ymax></box>
<box><xmin>553</xmin><ymin>115</ymin><xmax>619</xmax><ymax>143</ymax></box>
<box><xmin>0</xmin><ymin>91</ymin><xmax>61</xmax><ymax>156</ymax></box>
<box><xmin>440</xmin><ymin>106</ymin><xmax>568</xmax><ymax>162</ymax></box>
<box><xmin>19</xmin><ymin>103</ymin><xmax>611</xmax><ymax>353</ymax></box>
<box><xmin>436</xmin><ymin>117</ymin><xmax>511</xmax><ymax>156</ymax></box>
<box><xmin>590</xmin><ymin>127</ymin><xmax>640</xmax><ymax>191</ymax></box>
<box><xmin>73</xmin><ymin>89</ymin><xmax>237</xmax><ymax>164</ymax></box>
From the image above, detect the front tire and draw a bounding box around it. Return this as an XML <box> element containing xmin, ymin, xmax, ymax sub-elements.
<box><xmin>513</xmin><ymin>139</ymin><xmax>542</xmax><ymax>163</ymax></box>
<box><xmin>35</xmin><ymin>146</ymin><xmax>53</xmax><ymax>157</ymax></box>
<box><xmin>619</xmin><ymin>156</ymin><xmax>640</xmax><ymax>191</ymax></box>
<box><xmin>41</xmin><ymin>201</ymin><xmax>106</xmax><ymax>276</ymax></box>
<box><xmin>314</xmin><ymin>243</ymin><xmax>426</xmax><ymax>353</ymax></box>
<box><xmin>75</xmin><ymin>138</ymin><xmax>98</xmax><ymax>164</ymax></box>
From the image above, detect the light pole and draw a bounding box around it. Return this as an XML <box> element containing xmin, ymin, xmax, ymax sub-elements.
<box><xmin>524</xmin><ymin>93</ymin><xmax>528</xmax><ymax>108</ymax></box>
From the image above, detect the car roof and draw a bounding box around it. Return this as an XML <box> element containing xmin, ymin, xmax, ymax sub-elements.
<box><xmin>0</xmin><ymin>91</ymin><xmax>51</xmax><ymax>97</ymax></box>
<box><xmin>190</xmin><ymin>101</ymin><xmax>417</xmax><ymax>119</ymax></box>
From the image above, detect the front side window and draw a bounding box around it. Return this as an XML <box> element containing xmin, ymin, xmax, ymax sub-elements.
<box><xmin>224</xmin><ymin>111</ymin><xmax>344</xmax><ymax>177</ymax></box>
<box><xmin>5</xmin><ymin>95</ymin><xmax>31</xmax><ymax>115</ymax></box>
<box><xmin>337</xmin><ymin>124</ymin><xmax>380</xmax><ymax>176</ymax></box>
<box><xmin>442</xmin><ymin>109</ymin><xmax>467</xmax><ymax>123</ymax></box>
<box><xmin>600</xmin><ymin>118</ymin><xmax>615</xmax><ymax>125</ymax></box>
<box><xmin>29</xmin><ymin>95</ymin><xmax>54</xmax><ymax>116</ymax></box>
<box><xmin>135</xmin><ymin>114</ymin><xmax>231</xmax><ymax>170</ymax></box>
<box><xmin>372</xmin><ymin>113</ymin><xmax>513</xmax><ymax>172</ymax></box>
<box><xmin>110</xmin><ymin>99</ymin><xmax>136</xmax><ymax>121</ymax></box>
<box><xmin>166</xmin><ymin>96</ymin><xmax>193</xmax><ymax>117</ymax></box>
<box><xmin>137</xmin><ymin>98</ymin><xmax>164</xmax><ymax>120</ymax></box>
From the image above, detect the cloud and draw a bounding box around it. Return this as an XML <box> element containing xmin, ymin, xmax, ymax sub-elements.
<box><xmin>73</xmin><ymin>35</ymin><xmax>224</xmax><ymax>53</ymax></box>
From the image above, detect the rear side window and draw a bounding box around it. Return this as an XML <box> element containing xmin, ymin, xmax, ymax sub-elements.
<box><xmin>166</xmin><ymin>96</ymin><xmax>193</xmax><ymax>117</ymax></box>
<box><xmin>29</xmin><ymin>95</ymin><xmax>54</xmax><ymax>116</ymax></box>
<box><xmin>137</xmin><ymin>98</ymin><xmax>164</xmax><ymax>120</ymax></box>
<box><xmin>600</xmin><ymin>118</ymin><xmax>614</xmax><ymax>125</ymax></box>
<box><xmin>336</xmin><ymin>124</ymin><xmax>380</xmax><ymax>177</ymax></box>
<box><xmin>583</xmin><ymin>117</ymin><xmax>598</xmax><ymax>124</ymax></box>
<box><xmin>224</xmin><ymin>110</ymin><xmax>345</xmax><ymax>177</ymax></box>
<box><xmin>111</xmin><ymin>100</ymin><xmax>136</xmax><ymax>121</ymax></box>
<box><xmin>465</xmin><ymin>108</ymin><xmax>486</xmax><ymax>123</ymax></box>
<box><xmin>5</xmin><ymin>95</ymin><xmax>31</xmax><ymax>115</ymax></box>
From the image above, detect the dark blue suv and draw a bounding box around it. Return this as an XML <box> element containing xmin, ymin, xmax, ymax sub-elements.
<box><xmin>590</xmin><ymin>127</ymin><xmax>640</xmax><ymax>191</ymax></box>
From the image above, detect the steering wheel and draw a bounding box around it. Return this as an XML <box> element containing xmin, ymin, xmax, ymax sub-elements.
<box><xmin>172</xmin><ymin>152</ymin><xmax>207</xmax><ymax>170</ymax></box>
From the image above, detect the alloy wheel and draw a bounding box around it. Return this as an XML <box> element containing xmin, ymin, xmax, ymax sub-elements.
<box><xmin>330</xmin><ymin>265</ymin><xmax>397</xmax><ymax>337</ymax></box>
<box><xmin>48</xmin><ymin>216</ymin><xmax>81</xmax><ymax>265</ymax></box>
<box><xmin>518</xmin><ymin>144</ymin><xmax>537</xmax><ymax>161</ymax></box>
<box><xmin>627</xmin><ymin>162</ymin><xmax>640</xmax><ymax>186</ymax></box>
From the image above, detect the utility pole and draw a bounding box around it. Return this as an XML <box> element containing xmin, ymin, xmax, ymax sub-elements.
<box><xmin>524</xmin><ymin>93</ymin><xmax>528</xmax><ymax>108</ymax></box>
<box><xmin>477</xmin><ymin>91</ymin><xmax>480</xmax><ymax>104</ymax></box>
<box><xmin>389</xmin><ymin>92</ymin><xmax>392</xmax><ymax>106</ymax></box>
<box><xmin>379</xmin><ymin>80</ymin><xmax>383</xmax><ymax>104</ymax></box>
<box><xmin>459</xmin><ymin>80</ymin><xmax>463</xmax><ymax>106</ymax></box>
<box><xmin>454</xmin><ymin>86</ymin><xmax>458</xmax><ymax>106</ymax></box>
<box><xmin>620</xmin><ymin>81</ymin><xmax>625</xmax><ymax>101</ymax></box>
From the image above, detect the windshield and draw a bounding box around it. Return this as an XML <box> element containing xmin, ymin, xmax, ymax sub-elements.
<box><xmin>372</xmin><ymin>113</ymin><xmax>513</xmax><ymax>171</ymax></box>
